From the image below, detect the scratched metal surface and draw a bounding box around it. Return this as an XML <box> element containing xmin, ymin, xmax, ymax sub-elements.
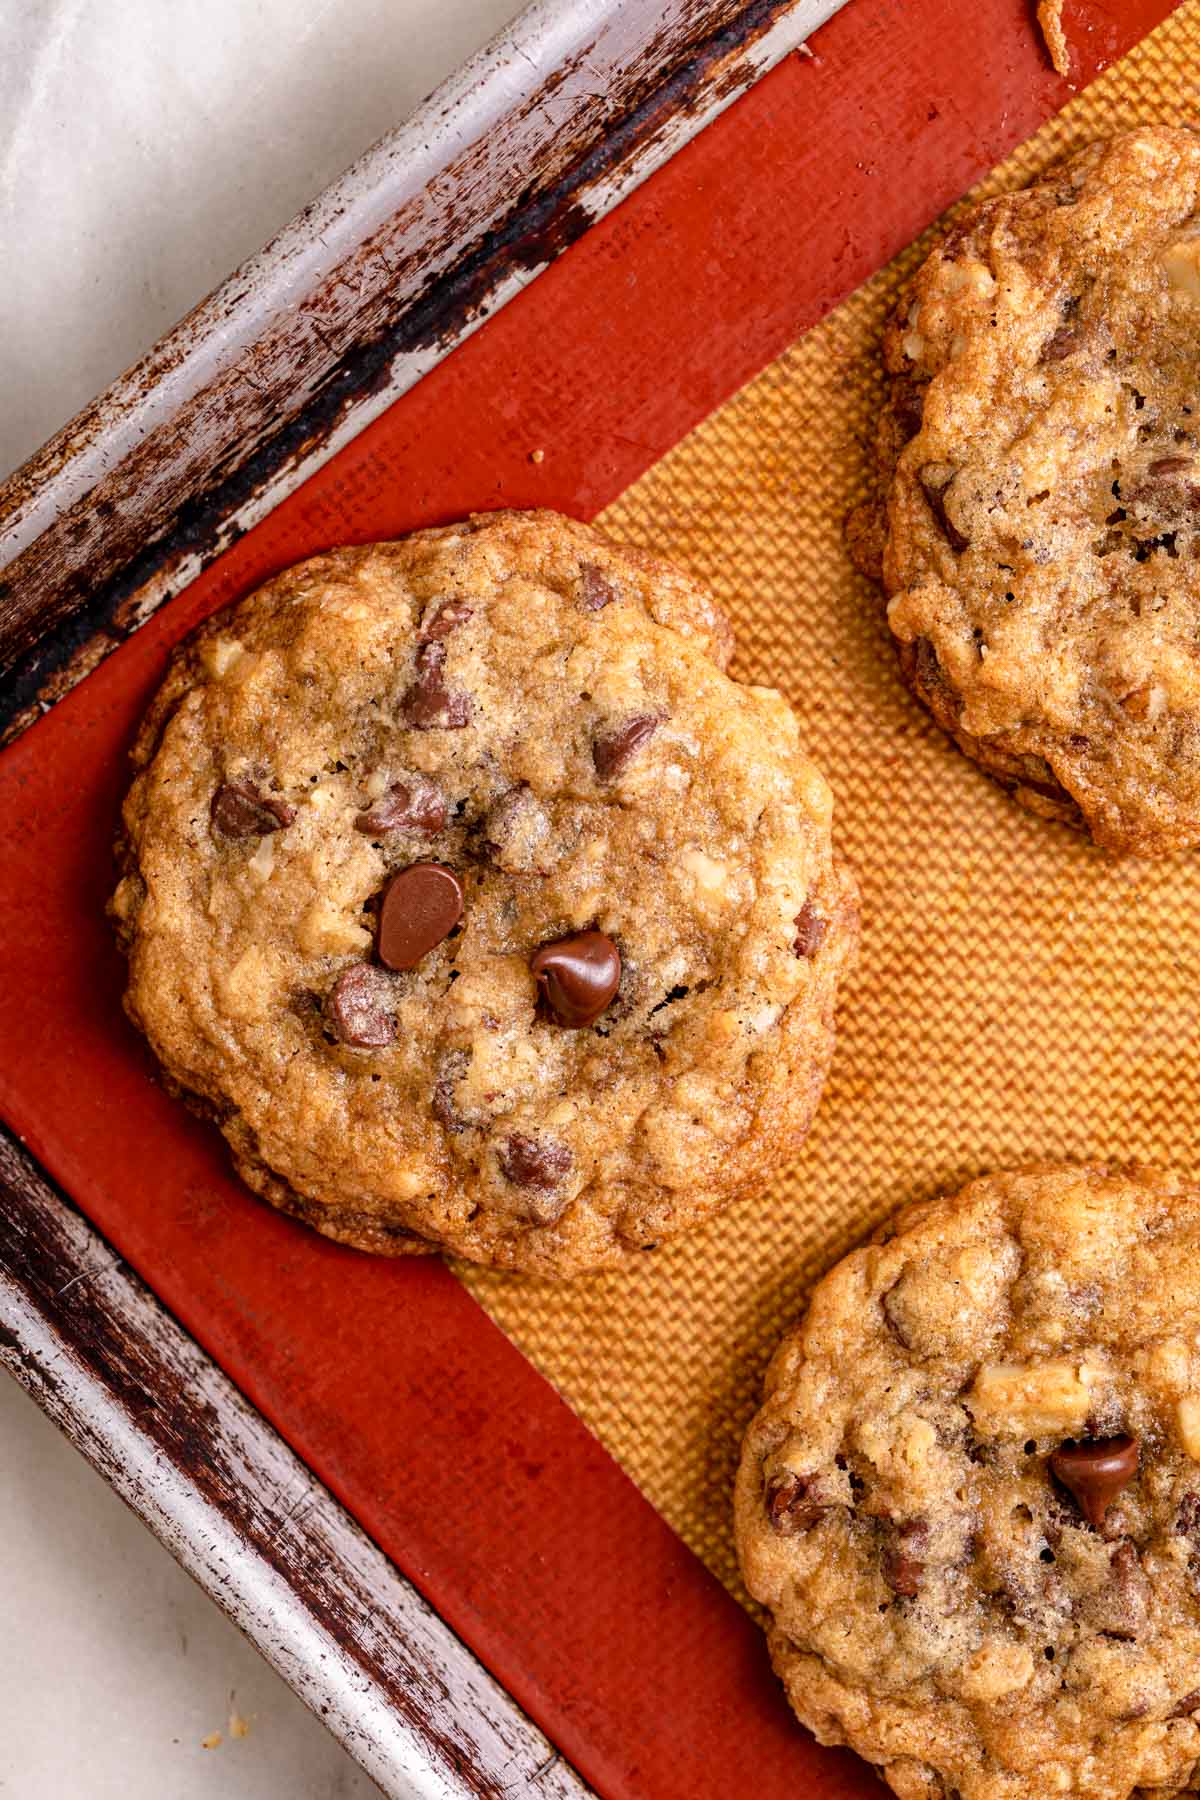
<box><xmin>0</xmin><ymin>1129</ymin><xmax>592</xmax><ymax>1800</ymax></box>
<box><xmin>0</xmin><ymin>0</ymin><xmax>846</xmax><ymax>747</ymax></box>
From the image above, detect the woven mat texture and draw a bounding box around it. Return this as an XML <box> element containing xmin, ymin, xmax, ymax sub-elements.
<box><xmin>458</xmin><ymin>6</ymin><xmax>1200</xmax><ymax>1605</ymax></box>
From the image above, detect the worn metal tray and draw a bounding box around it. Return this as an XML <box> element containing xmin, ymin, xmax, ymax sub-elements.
<box><xmin>0</xmin><ymin>0</ymin><xmax>1177</xmax><ymax>1793</ymax></box>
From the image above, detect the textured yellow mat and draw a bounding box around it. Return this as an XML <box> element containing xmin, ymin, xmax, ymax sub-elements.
<box><xmin>459</xmin><ymin>4</ymin><xmax>1200</xmax><ymax>1605</ymax></box>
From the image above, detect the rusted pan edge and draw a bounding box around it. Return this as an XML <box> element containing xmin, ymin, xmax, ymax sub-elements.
<box><xmin>0</xmin><ymin>1129</ymin><xmax>592</xmax><ymax>1800</ymax></box>
<box><xmin>0</xmin><ymin>0</ymin><xmax>847</xmax><ymax>746</ymax></box>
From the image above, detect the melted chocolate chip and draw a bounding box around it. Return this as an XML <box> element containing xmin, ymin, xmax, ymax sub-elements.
<box><xmin>376</xmin><ymin>863</ymin><xmax>464</xmax><ymax>970</ymax></box>
<box><xmin>908</xmin><ymin>635</ymin><xmax>963</xmax><ymax>725</ymax></box>
<box><xmin>1049</xmin><ymin>1434</ymin><xmax>1139</xmax><ymax>1528</ymax></box>
<box><xmin>1040</xmin><ymin>325</ymin><xmax>1082</xmax><ymax>363</ymax></box>
<box><xmin>431</xmin><ymin>1050</ymin><xmax>470</xmax><ymax>1132</ymax></box>
<box><xmin>1170</xmin><ymin>1690</ymin><xmax>1200</xmax><ymax>1719</ymax></box>
<box><xmin>918</xmin><ymin>466</ymin><xmax>969</xmax><ymax>552</ymax></box>
<box><xmin>880</xmin><ymin>1282</ymin><xmax>912</xmax><ymax>1348</ymax></box>
<box><xmin>431</xmin><ymin>1080</ymin><xmax>459</xmax><ymax>1130</ymax></box>
<box><xmin>1148</xmin><ymin>455</ymin><xmax>1194</xmax><ymax>478</ymax></box>
<box><xmin>792</xmin><ymin>901</ymin><xmax>827</xmax><ymax>959</ymax></box>
<box><xmin>882</xmin><ymin>1520</ymin><xmax>928</xmax><ymax>1597</ymax></box>
<box><xmin>1178</xmin><ymin>1493</ymin><xmax>1200</xmax><ymax>1543</ymax></box>
<box><xmin>355</xmin><ymin>775</ymin><xmax>447</xmax><ymax>837</ymax></box>
<box><xmin>210</xmin><ymin>781</ymin><xmax>296</xmax><ymax>838</ymax></box>
<box><xmin>498</xmin><ymin>1132</ymin><xmax>572</xmax><ymax>1190</ymax></box>
<box><xmin>593</xmin><ymin>713</ymin><xmax>661</xmax><ymax>779</ymax></box>
<box><xmin>766</xmin><ymin>1471</ymin><xmax>827</xmax><ymax>1535</ymax></box>
<box><xmin>531</xmin><ymin>931</ymin><xmax>621</xmax><ymax>1027</ymax></box>
<box><xmin>400</xmin><ymin>642</ymin><xmax>471</xmax><ymax>730</ymax></box>
<box><xmin>326</xmin><ymin>964</ymin><xmax>396</xmax><ymax>1048</ymax></box>
<box><xmin>891</xmin><ymin>375</ymin><xmax>927</xmax><ymax>441</ymax></box>
<box><xmin>1093</xmin><ymin>1540</ymin><xmax>1151</xmax><ymax>1639</ymax></box>
<box><xmin>422</xmin><ymin>600</ymin><xmax>474</xmax><ymax>639</ymax></box>
<box><xmin>579</xmin><ymin>563</ymin><xmax>617</xmax><ymax>611</ymax></box>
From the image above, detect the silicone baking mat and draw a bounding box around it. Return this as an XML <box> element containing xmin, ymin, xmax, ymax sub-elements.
<box><xmin>459</xmin><ymin>0</ymin><xmax>1200</xmax><ymax>1604</ymax></box>
<box><xmin>0</xmin><ymin>2</ymin><xmax>1193</xmax><ymax>1795</ymax></box>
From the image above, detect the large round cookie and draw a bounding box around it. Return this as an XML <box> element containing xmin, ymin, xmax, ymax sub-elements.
<box><xmin>112</xmin><ymin>510</ymin><xmax>857</xmax><ymax>1276</ymax></box>
<box><xmin>851</xmin><ymin>128</ymin><xmax>1200</xmax><ymax>855</ymax></box>
<box><xmin>736</xmin><ymin>1164</ymin><xmax>1200</xmax><ymax>1800</ymax></box>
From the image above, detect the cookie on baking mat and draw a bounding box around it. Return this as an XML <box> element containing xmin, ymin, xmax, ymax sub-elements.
<box><xmin>112</xmin><ymin>510</ymin><xmax>857</xmax><ymax>1276</ymax></box>
<box><xmin>850</xmin><ymin>128</ymin><xmax>1200</xmax><ymax>855</ymax></box>
<box><xmin>736</xmin><ymin>1163</ymin><xmax>1200</xmax><ymax>1799</ymax></box>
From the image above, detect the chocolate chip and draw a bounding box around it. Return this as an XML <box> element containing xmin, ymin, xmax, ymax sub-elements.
<box><xmin>1148</xmin><ymin>455</ymin><xmax>1194</xmax><ymax>477</ymax></box>
<box><xmin>579</xmin><ymin>563</ymin><xmax>617</xmax><ymax>611</ymax></box>
<box><xmin>891</xmin><ymin>375</ymin><xmax>927</xmax><ymax>441</ymax></box>
<box><xmin>377</xmin><ymin>863</ymin><xmax>464</xmax><ymax>970</ymax></box>
<box><xmin>792</xmin><ymin>901</ymin><xmax>827</xmax><ymax>959</ymax></box>
<box><xmin>326</xmin><ymin>964</ymin><xmax>396</xmax><ymax>1048</ymax></box>
<box><xmin>1078</xmin><ymin>1539</ymin><xmax>1151</xmax><ymax>1638</ymax></box>
<box><xmin>766</xmin><ymin>1471</ymin><xmax>827</xmax><ymax>1535</ymax></box>
<box><xmin>908</xmin><ymin>635</ymin><xmax>964</xmax><ymax>726</ymax></box>
<box><xmin>432</xmin><ymin>1050</ymin><xmax>470</xmax><ymax>1132</ymax></box>
<box><xmin>355</xmin><ymin>775</ymin><xmax>447</xmax><ymax>836</ymax></box>
<box><xmin>432</xmin><ymin>1081</ymin><xmax>458</xmax><ymax>1129</ymax></box>
<box><xmin>499</xmin><ymin>1132</ymin><xmax>572</xmax><ymax>1190</ymax></box>
<box><xmin>421</xmin><ymin>600</ymin><xmax>474</xmax><ymax>640</ymax></box>
<box><xmin>531</xmin><ymin>931</ymin><xmax>621</xmax><ymax>1027</ymax></box>
<box><xmin>593</xmin><ymin>713</ymin><xmax>661</xmax><ymax>779</ymax></box>
<box><xmin>918</xmin><ymin>466</ymin><xmax>969</xmax><ymax>552</ymax></box>
<box><xmin>882</xmin><ymin>1551</ymin><xmax>924</xmax><ymax>1598</ymax></box>
<box><xmin>1178</xmin><ymin>1493</ymin><xmax>1200</xmax><ymax>1543</ymax></box>
<box><xmin>210</xmin><ymin>780</ymin><xmax>296</xmax><ymax>838</ymax></box>
<box><xmin>882</xmin><ymin>1520</ymin><xmax>928</xmax><ymax>1596</ymax></box>
<box><xmin>881</xmin><ymin>1282</ymin><xmax>912</xmax><ymax>1348</ymax></box>
<box><xmin>400</xmin><ymin>642</ymin><xmax>471</xmax><ymax>730</ymax></box>
<box><xmin>1049</xmin><ymin>1434</ymin><xmax>1139</xmax><ymax>1528</ymax></box>
<box><xmin>1170</xmin><ymin>1690</ymin><xmax>1200</xmax><ymax>1719</ymax></box>
<box><xmin>1040</xmin><ymin>325</ymin><xmax>1081</xmax><ymax>363</ymax></box>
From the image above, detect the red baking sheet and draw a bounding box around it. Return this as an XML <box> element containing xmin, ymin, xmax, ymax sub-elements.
<box><xmin>0</xmin><ymin>1</ymin><xmax>1181</xmax><ymax>1794</ymax></box>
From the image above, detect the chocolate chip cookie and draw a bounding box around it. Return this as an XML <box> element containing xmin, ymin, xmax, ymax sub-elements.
<box><xmin>850</xmin><ymin>128</ymin><xmax>1200</xmax><ymax>854</ymax></box>
<box><xmin>736</xmin><ymin>1164</ymin><xmax>1200</xmax><ymax>1800</ymax></box>
<box><xmin>112</xmin><ymin>510</ymin><xmax>857</xmax><ymax>1276</ymax></box>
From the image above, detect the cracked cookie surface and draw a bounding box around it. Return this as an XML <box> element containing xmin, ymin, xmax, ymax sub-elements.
<box><xmin>736</xmin><ymin>1164</ymin><xmax>1200</xmax><ymax>1799</ymax></box>
<box><xmin>852</xmin><ymin>128</ymin><xmax>1200</xmax><ymax>854</ymax></box>
<box><xmin>112</xmin><ymin>510</ymin><xmax>857</xmax><ymax>1275</ymax></box>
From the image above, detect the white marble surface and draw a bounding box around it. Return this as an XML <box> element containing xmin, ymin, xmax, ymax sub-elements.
<box><xmin>0</xmin><ymin>0</ymin><xmax>525</xmax><ymax>1793</ymax></box>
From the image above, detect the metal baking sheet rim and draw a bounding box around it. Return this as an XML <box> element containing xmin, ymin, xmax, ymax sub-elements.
<box><xmin>0</xmin><ymin>1</ymin><xmax>845</xmax><ymax>1794</ymax></box>
<box><xmin>0</xmin><ymin>0</ymin><xmax>846</xmax><ymax>747</ymax></box>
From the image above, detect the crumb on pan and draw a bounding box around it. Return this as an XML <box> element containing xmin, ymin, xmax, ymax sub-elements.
<box><xmin>1037</xmin><ymin>0</ymin><xmax>1070</xmax><ymax>77</ymax></box>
